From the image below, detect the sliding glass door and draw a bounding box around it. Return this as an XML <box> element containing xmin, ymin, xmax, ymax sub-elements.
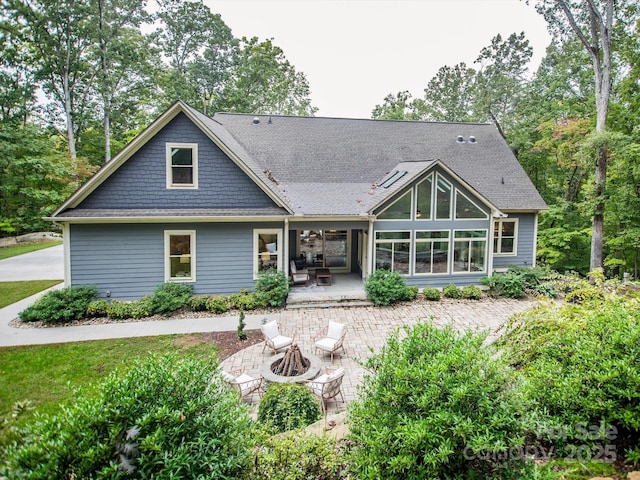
<box><xmin>298</xmin><ymin>230</ymin><xmax>349</xmax><ymax>270</ymax></box>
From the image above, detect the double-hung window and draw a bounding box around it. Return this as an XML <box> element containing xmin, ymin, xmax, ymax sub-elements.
<box><xmin>493</xmin><ymin>219</ymin><xmax>518</xmax><ymax>255</ymax></box>
<box><xmin>165</xmin><ymin>230</ymin><xmax>195</xmax><ymax>282</ymax></box>
<box><xmin>254</xmin><ymin>229</ymin><xmax>282</xmax><ymax>277</ymax></box>
<box><xmin>375</xmin><ymin>231</ymin><xmax>411</xmax><ymax>274</ymax></box>
<box><xmin>166</xmin><ymin>143</ymin><xmax>198</xmax><ymax>189</ymax></box>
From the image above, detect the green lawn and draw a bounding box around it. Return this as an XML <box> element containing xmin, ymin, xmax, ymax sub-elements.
<box><xmin>0</xmin><ymin>280</ymin><xmax>63</xmax><ymax>308</ymax></box>
<box><xmin>0</xmin><ymin>335</ymin><xmax>216</xmax><ymax>436</ymax></box>
<box><xmin>0</xmin><ymin>240</ymin><xmax>62</xmax><ymax>260</ymax></box>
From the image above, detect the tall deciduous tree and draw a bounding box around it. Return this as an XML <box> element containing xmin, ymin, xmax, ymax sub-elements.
<box><xmin>7</xmin><ymin>0</ymin><xmax>95</xmax><ymax>166</ymax></box>
<box><xmin>530</xmin><ymin>0</ymin><xmax>620</xmax><ymax>270</ymax></box>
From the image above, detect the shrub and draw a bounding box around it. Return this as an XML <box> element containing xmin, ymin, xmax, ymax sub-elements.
<box><xmin>348</xmin><ymin>322</ymin><xmax>533</xmax><ymax>479</ymax></box>
<box><xmin>258</xmin><ymin>383</ymin><xmax>321</xmax><ymax>434</ymax></box>
<box><xmin>498</xmin><ymin>298</ymin><xmax>640</xmax><ymax>458</ymax></box>
<box><xmin>150</xmin><ymin>282</ymin><xmax>193</xmax><ymax>315</ymax></box>
<box><xmin>442</xmin><ymin>282</ymin><xmax>462</xmax><ymax>299</ymax></box>
<box><xmin>206</xmin><ymin>295</ymin><xmax>230</xmax><ymax>314</ymax></box>
<box><xmin>0</xmin><ymin>355</ymin><xmax>254</xmax><ymax>478</ymax></box>
<box><xmin>106</xmin><ymin>297</ymin><xmax>154</xmax><ymax>320</ymax></box>
<box><xmin>229</xmin><ymin>288</ymin><xmax>259</xmax><ymax>311</ymax></box>
<box><xmin>404</xmin><ymin>285</ymin><xmax>419</xmax><ymax>301</ymax></box>
<box><xmin>188</xmin><ymin>295</ymin><xmax>209</xmax><ymax>312</ymax></box>
<box><xmin>422</xmin><ymin>287</ymin><xmax>441</xmax><ymax>301</ymax></box>
<box><xmin>85</xmin><ymin>298</ymin><xmax>109</xmax><ymax>317</ymax></box>
<box><xmin>364</xmin><ymin>269</ymin><xmax>408</xmax><ymax>306</ymax></box>
<box><xmin>246</xmin><ymin>432</ymin><xmax>346</xmax><ymax>480</ymax></box>
<box><xmin>19</xmin><ymin>285</ymin><xmax>97</xmax><ymax>324</ymax></box>
<box><xmin>482</xmin><ymin>266</ymin><xmax>556</xmax><ymax>299</ymax></box>
<box><xmin>255</xmin><ymin>270</ymin><xmax>290</xmax><ymax>308</ymax></box>
<box><xmin>237</xmin><ymin>311</ymin><xmax>247</xmax><ymax>340</ymax></box>
<box><xmin>461</xmin><ymin>285</ymin><xmax>482</xmax><ymax>300</ymax></box>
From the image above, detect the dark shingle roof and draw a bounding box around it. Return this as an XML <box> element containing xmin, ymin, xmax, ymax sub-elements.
<box><xmin>212</xmin><ymin>113</ymin><xmax>547</xmax><ymax>214</ymax></box>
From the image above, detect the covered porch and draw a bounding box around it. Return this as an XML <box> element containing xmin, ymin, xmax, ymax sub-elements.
<box><xmin>286</xmin><ymin>272</ymin><xmax>370</xmax><ymax>308</ymax></box>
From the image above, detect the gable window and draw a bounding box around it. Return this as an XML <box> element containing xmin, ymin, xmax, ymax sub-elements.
<box><xmin>166</xmin><ymin>143</ymin><xmax>198</xmax><ymax>189</ymax></box>
<box><xmin>453</xmin><ymin>230</ymin><xmax>487</xmax><ymax>273</ymax></box>
<box><xmin>165</xmin><ymin>230</ymin><xmax>195</xmax><ymax>282</ymax></box>
<box><xmin>435</xmin><ymin>175</ymin><xmax>452</xmax><ymax>219</ymax></box>
<box><xmin>375</xmin><ymin>231</ymin><xmax>410</xmax><ymax>274</ymax></box>
<box><xmin>415</xmin><ymin>231</ymin><xmax>449</xmax><ymax>274</ymax></box>
<box><xmin>415</xmin><ymin>174</ymin><xmax>433</xmax><ymax>220</ymax></box>
<box><xmin>455</xmin><ymin>191</ymin><xmax>488</xmax><ymax>219</ymax></box>
<box><xmin>378</xmin><ymin>191</ymin><xmax>412</xmax><ymax>220</ymax></box>
<box><xmin>494</xmin><ymin>219</ymin><xmax>518</xmax><ymax>255</ymax></box>
<box><xmin>254</xmin><ymin>229</ymin><xmax>282</xmax><ymax>277</ymax></box>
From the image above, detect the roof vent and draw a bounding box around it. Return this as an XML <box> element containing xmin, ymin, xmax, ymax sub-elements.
<box><xmin>468</xmin><ymin>136</ymin><xmax>477</xmax><ymax>144</ymax></box>
<box><xmin>252</xmin><ymin>117</ymin><xmax>260</xmax><ymax>125</ymax></box>
<box><xmin>456</xmin><ymin>135</ymin><xmax>465</xmax><ymax>143</ymax></box>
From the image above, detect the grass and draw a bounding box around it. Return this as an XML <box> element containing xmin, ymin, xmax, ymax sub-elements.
<box><xmin>0</xmin><ymin>280</ymin><xmax>63</xmax><ymax>308</ymax></box>
<box><xmin>0</xmin><ymin>335</ymin><xmax>216</xmax><ymax>437</ymax></box>
<box><xmin>0</xmin><ymin>240</ymin><xmax>62</xmax><ymax>260</ymax></box>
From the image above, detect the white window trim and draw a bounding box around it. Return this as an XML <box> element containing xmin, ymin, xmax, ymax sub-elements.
<box><xmin>414</xmin><ymin>173</ymin><xmax>434</xmax><ymax>221</ymax></box>
<box><xmin>166</xmin><ymin>143</ymin><xmax>198</xmax><ymax>189</ymax></box>
<box><xmin>454</xmin><ymin>190</ymin><xmax>489</xmax><ymax>220</ymax></box>
<box><xmin>493</xmin><ymin>218</ymin><xmax>519</xmax><ymax>256</ymax></box>
<box><xmin>413</xmin><ymin>230</ymin><xmax>450</xmax><ymax>276</ymax></box>
<box><xmin>452</xmin><ymin>229</ymin><xmax>488</xmax><ymax>274</ymax></box>
<box><xmin>164</xmin><ymin>230</ymin><xmax>196</xmax><ymax>282</ymax></box>
<box><xmin>374</xmin><ymin>230</ymin><xmax>412</xmax><ymax>275</ymax></box>
<box><xmin>253</xmin><ymin>229</ymin><xmax>283</xmax><ymax>279</ymax></box>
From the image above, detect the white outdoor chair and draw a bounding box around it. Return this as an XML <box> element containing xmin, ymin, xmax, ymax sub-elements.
<box><xmin>289</xmin><ymin>260</ymin><xmax>309</xmax><ymax>286</ymax></box>
<box><xmin>305</xmin><ymin>367</ymin><xmax>346</xmax><ymax>414</ymax></box>
<box><xmin>221</xmin><ymin>369</ymin><xmax>263</xmax><ymax>402</ymax></box>
<box><xmin>261</xmin><ymin>319</ymin><xmax>294</xmax><ymax>354</ymax></box>
<box><xmin>313</xmin><ymin>320</ymin><xmax>347</xmax><ymax>362</ymax></box>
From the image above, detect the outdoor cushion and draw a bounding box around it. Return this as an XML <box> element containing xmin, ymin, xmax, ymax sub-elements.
<box><xmin>271</xmin><ymin>335</ymin><xmax>293</xmax><ymax>349</ymax></box>
<box><xmin>327</xmin><ymin>321</ymin><xmax>345</xmax><ymax>340</ymax></box>
<box><xmin>236</xmin><ymin>374</ymin><xmax>260</xmax><ymax>393</ymax></box>
<box><xmin>315</xmin><ymin>338</ymin><xmax>338</xmax><ymax>351</ymax></box>
<box><xmin>262</xmin><ymin>320</ymin><xmax>279</xmax><ymax>339</ymax></box>
<box><xmin>328</xmin><ymin>367</ymin><xmax>345</xmax><ymax>381</ymax></box>
<box><xmin>307</xmin><ymin>374</ymin><xmax>329</xmax><ymax>394</ymax></box>
<box><xmin>221</xmin><ymin>370</ymin><xmax>235</xmax><ymax>382</ymax></box>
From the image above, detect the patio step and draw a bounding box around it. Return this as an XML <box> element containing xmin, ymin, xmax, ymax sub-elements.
<box><xmin>286</xmin><ymin>298</ymin><xmax>374</xmax><ymax>309</ymax></box>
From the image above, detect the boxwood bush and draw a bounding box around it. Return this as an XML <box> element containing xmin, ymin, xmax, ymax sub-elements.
<box><xmin>206</xmin><ymin>295</ymin><xmax>230</xmax><ymax>313</ymax></box>
<box><xmin>422</xmin><ymin>287</ymin><xmax>441</xmax><ymax>301</ymax></box>
<box><xmin>364</xmin><ymin>269</ymin><xmax>409</xmax><ymax>306</ymax></box>
<box><xmin>150</xmin><ymin>282</ymin><xmax>193</xmax><ymax>315</ymax></box>
<box><xmin>258</xmin><ymin>383</ymin><xmax>321</xmax><ymax>434</ymax></box>
<box><xmin>19</xmin><ymin>285</ymin><xmax>97</xmax><ymax>324</ymax></box>
<box><xmin>442</xmin><ymin>282</ymin><xmax>462</xmax><ymax>299</ymax></box>
<box><xmin>230</xmin><ymin>288</ymin><xmax>259</xmax><ymax>311</ymax></box>
<box><xmin>461</xmin><ymin>285</ymin><xmax>482</xmax><ymax>300</ymax></box>
<box><xmin>348</xmin><ymin>322</ymin><xmax>534</xmax><ymax>479</ymax></box>
<box><xmin>0</xmin><ymin>355</ymin><xmax>254</xmax><ymax>479</ymax></box>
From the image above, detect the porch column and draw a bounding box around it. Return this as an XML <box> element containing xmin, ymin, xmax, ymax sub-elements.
<box><xmin>367</xmin><ymin>217</ymin><xmax>374</xmax><ymax>280</ymax></box>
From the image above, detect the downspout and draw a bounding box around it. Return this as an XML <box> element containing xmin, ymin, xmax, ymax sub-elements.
<box><xmin>284</xmin><ymin>218</ymin><xmax>289</xmax><ymax>276</ymax></box>
<box><xmin>367</xmin><ymin>217</ymin><xmax>375</xmax><ymax>280</ymax></box>
<box><xmin>532</xmin><ymin>212</ymin><xmax>539</xmax><ymax>268</ymax></box>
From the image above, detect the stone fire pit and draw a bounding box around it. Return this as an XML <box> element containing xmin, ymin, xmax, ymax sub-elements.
<box><xmin>260</xmin><ymin>343</ymin><xmax>322</xmax><ymax>384</ymax></box>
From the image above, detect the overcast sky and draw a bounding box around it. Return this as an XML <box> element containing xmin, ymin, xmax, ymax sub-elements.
<box><xmin>207</xmin><ymin>0</ymin><xmax>552</xmax><ymax>119</ymax></box>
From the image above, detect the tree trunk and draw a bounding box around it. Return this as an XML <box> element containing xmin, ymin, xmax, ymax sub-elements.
<box><xmin>62</xmin><ymin>71</ymin><xmax>77</xmax><ymax>166</ymax></box>
<box><xmin>103</xmin><ymin>103</ymin><xmax>111</xmax><ymax>163</ymax></box>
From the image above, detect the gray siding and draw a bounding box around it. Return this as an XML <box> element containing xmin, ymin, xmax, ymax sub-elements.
<box><xmin>69</xmin><ymin>222</ymin><xmax>283</xmax><ymax>300</ymax></box>
<box><xmin>79</xmin><ymin>113</ymin><xmax>277</xmax><ymax>210</ymax></box>
<box><xmin>492</xmin><ymin>212</ymin><xmax>537</xmax><ymax>270</ymax></box>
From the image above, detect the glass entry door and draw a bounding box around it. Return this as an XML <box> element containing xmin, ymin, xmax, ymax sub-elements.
<box><xmin>298</xmin><ymin>230</ymin><xmax>349</xmax><ymax>270</ymax></box>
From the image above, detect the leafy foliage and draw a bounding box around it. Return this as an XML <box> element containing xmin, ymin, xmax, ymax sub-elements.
<box><xmin>246</xmin><ymin>433</ymin><xmax>346</xmax><ymax>480</ymax></box>
<box><xmin>258</xmin><ymin>383</ymin><xmax>321</xmax><ymax>434</ymax></box>
<box><xmin>348</xmin><ymin>322</ymin><xmax>533</xmax><ymax>479</ymax></box>
<box><xmin>404</xmin><ymin>284</ymin><xmax>419</xmax><ymax>301</ymax></box>
<box><xmin>188</xmin><ymin>295</ymin><xmax>208</xmax><ymax>312</ymax></box>
<box><xmin>237</xmin><ymin>310</ymin><xmax>247</xmax><ymax>340</ymax></box>
<box><xmin>461</xmin><ymin>285</ymin><xmax>483</xmax><ymax>300</ymax></box>
<box><xmin>150</xmin><ymin>282</ymin><xmax>193</xmax><ymax>315</ymax></box>
<box><xmin>482</xmin><ymin>267</ymin><xmax>556</xmax><ymax>299</ymax></box>
<box><xmin>421</xmin><ymin>287</ymin><xmax>441</xmax><ymax>301</ymax></box>
<box><xmin>85</xmin><ymin>298</ymin><xmax>109</xmax><ymax>317</ymax></box>
<box><xmin>254</xmin><ymin>270</ymin><xmax>290</xmax><ymax>308</ymax></box>
<box><xmin>106</xmin><ymin>297</ymin><xmax>154</xmax><ymax>320</ymax></box>
<box><xmin>442</xmin><ymin>282</ymin><xmax>462</xmax><ymax>299</ymax></box>
<box><xmin>19</xmin><ymin>286</ymin><xmax>97</xmax><ymax>324</ymax></box>
<box><xmin>0</xmin><ymin>355</ymin><xmax>254</xmax><ymax>478</ymax></box>
<box><xmin>206</xmin><ymin>295</ymin><xmax>231</xmax><ymax>314</ymax></box>
<box><xmin>498</xmin><ymin>296</ymin><xmax>640</xmax><ymax>457</ymax></box>
<box><xmin>364</xmin><ymin>269</ymin><xmax>409</xmax><ymax>306</ymax></box>
<box><xmin>229</xmin><ymin>288</ymin><xmax>259</xmax><ymax>311</ymax></box>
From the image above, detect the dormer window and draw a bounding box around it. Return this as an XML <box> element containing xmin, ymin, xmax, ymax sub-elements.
<box><xmin>166</xmin><ymin>143</ymin><xmax>198</xmax><ymax>189</ymax></box>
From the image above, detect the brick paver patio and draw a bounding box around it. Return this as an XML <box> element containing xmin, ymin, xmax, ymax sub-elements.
<box><xmin>221</xmin><ymin>298</ymin><xmax>539</xmax><ymax>413</ymax></box>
